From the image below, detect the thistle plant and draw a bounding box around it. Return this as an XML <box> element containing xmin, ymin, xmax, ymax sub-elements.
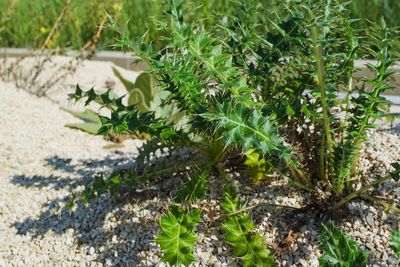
<box><xmin>68</xmin><ymin>0</ymin><xmax>400</xmax><ymax>265</ymax></box>
<box><xmin>319</xmin><ymin>223</ymin><xmax>369</xmax><ymax>267</ymax></box>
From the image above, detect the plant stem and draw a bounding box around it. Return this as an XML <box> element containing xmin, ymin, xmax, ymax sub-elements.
<box><xmin>139</xmin><ymin>157</ymin><xmax>207</xmax><ymax>181</ymax></box>
<box><xmin>40</xmin><ymin>0</ymin><xmax>71</xmax><ymax>50</ymax></box>
<box><xmin>268</xmin><ymin>161</ymin><xmax>312</xmax><ymax>193</ymax></box>
<box><xmin>312</xmin><ymin>26</ymin><xmax>332</xmax><ymax>183</ymax></box>
<box><xmin>358</xmin><ymin>194</ymin><xmax>400</xmax><ymax>213</ymax></box>
<box><xmin>228</xmin><ymin>203</ymin><xmax>302</xmax><ymax>216</ymax></box>
<box><xmin>329</xmin><ymin>173</ymin><xmax>392</xmax><ymax>212</ymax></box>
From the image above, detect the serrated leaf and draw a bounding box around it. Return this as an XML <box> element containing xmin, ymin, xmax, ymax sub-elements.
<box><xmin>319</xmin><ymin>223</ymin><xmax>369</xmax><ymax>267</ymax></box>
<box><xmin>390</xmin><ymin>162</ymin><xmax>400</xmax><ymax>182</ymax></box>
<box><xmin>156</xmin><ymin>205</ymin><xmax>201</xmax><ymax>267</ymax></box>
<box><xmin>81</xmin><ymin>186</ymin><xmax>94</xmax><ymax>204</ymax></box>
<box><xmin>202</xmin><ymin>103</ymin><xmax>291</xmax><ymax>160</ymax></box>
<box><xmin>175</xmin><ymin>171</ymin><xmax>209</xmax><ymax>203</ymax></box>
<box><xmin>110</xmin><ymin>112</ymin><xmax>129</xmax><ymax>134</ymax></box>
<box><xmin>100</xmin><ymin>90</ymin><xmax>113</xmax><ymax>105</ymax></box>
<box><xmin>68</xmin><ymin>84</ymin><xmax>83</xmax><ymax>102</ymax></box>
<box><xmin>222</xmin><ymin>191</ymin><xmax>275</xmax><ymax>266</ymax></box>
<box><xmin>108</xmin><ymin>171</ymin><xmax>121</xmax><ymax>189</ymax></box>
<box><xmin>85</xmin><ymin>88</ymin><xmax>97</xmax><ymax>106</ymax></box>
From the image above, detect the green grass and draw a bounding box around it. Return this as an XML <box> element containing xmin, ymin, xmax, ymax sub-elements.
<box><xmin>0</xmin><ymin>0</ymin><xmax>234</xmax><ymax>50</ymax></box>
<box><xmin>0</xmin><ymin>0</ymin><xmax>399</xmax><ymax>50</ymax></box>
<box><xmin>350</xmin><ymin>0</ymin><xmax>400</xmax><ymax>27</ymax></box>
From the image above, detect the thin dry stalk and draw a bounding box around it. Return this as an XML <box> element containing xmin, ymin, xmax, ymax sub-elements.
<box><xmin>1</xmin><ymin>0</ymin><xmax>70</xmax><ymax>89</ymax></box>
<box><xmin>36</xmin><ymin>13</ymin><xmax>109</xmax><ymax>97</ymax></box>
<box><xmin>41</xmin><ymin>0</ymin><xmax>71</xmax><ymax>50</ymax></box>
<box><xmin>1</xmin><ymin>1</ymin><xmax>115</xmax><ymax>99</ymax></box>
<box><xmin>29</xmin><ymin>0</ymin><xmax>71</xmax><ymax>87</ymax></box>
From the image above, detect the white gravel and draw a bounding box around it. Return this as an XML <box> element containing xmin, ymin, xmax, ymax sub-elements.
<box><xmin>0</xmin><ymin>80</ymin><xmax>142</xmax><ymax>266</ymax></box>
<box><xmin>1</xmin><ymin>57</ymin><xmax>400</xmax><ymax>266</ymax></box>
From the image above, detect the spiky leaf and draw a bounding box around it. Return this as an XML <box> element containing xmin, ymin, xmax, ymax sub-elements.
<box><xmin>222</xmin><ymin>191</ymin><xmax>275</xmax><ymax>267</ymax></box>
<box><xmin>156</xmin><ymin>205</ymin><xmax>201</xmax><ymax>267</ymax></box>
<box><xmin>390</xmin><ymin>230</ymin><xmax>400</xmax><ymax>258</ymax></box>
<box><xmin>390</xmin><ymin>162</ymin><xmax>400</xmax><ymax>182</ymax></box>
<box><xmin>175</xmin><ymin>171</ymin><xmax>209</xmax><ymax>203</ymax></box>
<box><xmin>319</xmin><ymin>223</ymin><xmax>369</xmax><ymax>267</ymax></box>
<box><xmin>244</xmin><ymin>149</ymin><xmax>272</xmax><ymax>184</ymax></box>
<box><xmin>203</xmin><ymin>103</ymin><xmax>291</xmax><ymax>160</ymax></box>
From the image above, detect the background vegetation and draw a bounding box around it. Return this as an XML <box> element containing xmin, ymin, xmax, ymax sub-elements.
<box><xmin>1</xmin><ymin>0</ymin><xmax>399</xmax><ymax>50</ymax></box>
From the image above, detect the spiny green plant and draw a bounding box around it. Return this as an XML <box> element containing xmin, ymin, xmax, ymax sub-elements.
<box><xmin>156</xmin><ymin>205</ymin><xmax>202</xmax><ymax>266</ymax></box>
<box><xmin>66</xmin><ymin>70</ymin><xmax>185</xmax><ymax>138</ymax></box>
<box><xmin>390</xmin><ymin>229</ymin><xmax>400</xmax><ymax>258</ymax></box>
<box><xmin>174</xmin><ymin>171</ymin><xmax>208</xmax><ymax>203</ymax></box>
<box><xmin>319</xmin><ymin>223</ymin><xmax>369</xmax><ymax>267</ymax></box>
<box><xmin>112</xmin><ymin>68</ymin><xmax>185</xmax><ymax>125</ymax></box>
<box><xmin>67</xmin><ymin>0</ymin><xmax>400</xmax><ymax>265</ymax></box>
<box><xmin>156</xmin><ymin>171</ymin><xmax>207</xmax><ymax>266</ymax></box>
<box><xmin>65</xmin><ymin>86</ymin><xmax>117</xmax><ymax>135</ymax></box>
<box><xmin>222</xmin><ymin>190</ymin><xmax>275</xmax><ymax>267</ymax></box>
<box><xmin>65</xmin><ymin>86</ymin><xmax>131</xmax><ymax>140</ymax></box>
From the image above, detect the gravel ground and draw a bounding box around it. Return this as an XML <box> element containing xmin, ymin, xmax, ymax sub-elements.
<box><xmin>1</xmin><ymin>58</ymin><xmax>400</xmax><ymax>266</ymax></box>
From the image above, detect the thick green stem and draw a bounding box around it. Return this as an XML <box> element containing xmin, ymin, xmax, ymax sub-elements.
<box><xmin>329</xmin><ymin>174</ymin><xmax>392</xmax><ymax>212</ymax></box>
<box><xmin>312</xmin><ymin>26</ymin><xmax>332</xmax><ymax>183</ymax></box>
<box><xmin>358</xmin><ymin>194</ymin><xmax>400</xmax><ymax>213</ymax></box>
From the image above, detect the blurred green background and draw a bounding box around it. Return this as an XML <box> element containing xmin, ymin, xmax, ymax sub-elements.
<box><xmin>0</xmin><ymin>0</ymin><xmax>399</xmax><ymax>50</ymax></box>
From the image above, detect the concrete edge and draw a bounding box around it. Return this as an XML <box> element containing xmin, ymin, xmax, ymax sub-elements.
<box><xmin>0</xmin><ymin>48</ymin><xmax>144</xmax><ymax>71</ymax></box>
<box><xmin>1</xmin><ymin>47</ymin><xmax>400</xmax><ymax>104</ymax></box>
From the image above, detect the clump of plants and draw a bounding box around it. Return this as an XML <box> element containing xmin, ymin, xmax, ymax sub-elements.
<box><xmin>68</xmin><ymin>0</ymin><xmax>400</xmax><ymax>265</ymax></box>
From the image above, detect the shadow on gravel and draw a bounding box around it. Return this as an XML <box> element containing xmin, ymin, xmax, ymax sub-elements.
<box><xmin>377</xmin><ymin>124</ymin><xmax>400</xmax><ymax>135</ymax></box>
<box><xmin>10</xmin><ymin>174</ymin><xmax>76</xmax><ymax>190</ymax></box>
<box><xmin>10</xmin><ymin>154</ymin><xmax>133</xmax><ymax>190</ymax></box>
<box><xmin>13</xmin><ymin>195</ymin><xmax>164</xmax><ymax>265</ymax></box>
<box><xmin>10</xmin><ymin>153</ymin><xmax>177</xmax><ymax>266</ymax></box>
<box><xmin>10</xmin><ymin>152</ymin><xmax>398</xmax><ymax>265</ymax></box>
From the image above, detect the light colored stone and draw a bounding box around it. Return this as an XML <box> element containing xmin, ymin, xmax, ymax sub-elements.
<box><xmin>366</xmin><ymin>213</ymin><xmax>374</xmax><ymax>227</ymax></box>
